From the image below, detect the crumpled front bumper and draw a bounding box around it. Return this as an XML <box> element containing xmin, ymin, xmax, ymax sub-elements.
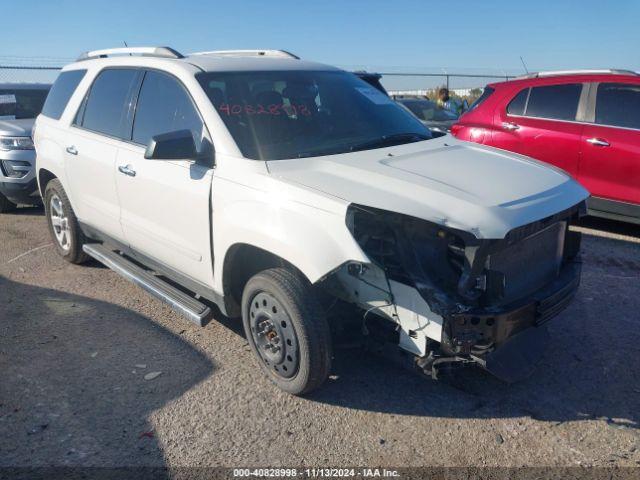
<box><xmin>443</xmin><ymin>260</ymin><xmax>581</xmax><ymax>382</ymax></box>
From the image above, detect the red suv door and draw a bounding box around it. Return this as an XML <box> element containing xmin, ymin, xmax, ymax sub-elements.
<box><xmin>492</xmin><ymin>83</ymin><xmax>586</xmax><ymax>177</ymax></box>
<box><xmin>579</xmin><ymin>82</ymin><xmax>640</xmax><ymax>206</ymax></box>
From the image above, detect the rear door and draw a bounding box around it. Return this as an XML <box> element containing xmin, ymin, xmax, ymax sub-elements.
<box><xmin>492</xmin><ymin>83</ymin><xmax>586</xmax><ymax>176</ymax></box>
<box><xmin>115</xmin><ymin>70</ymin><xmax>215</xmax><ymax>285</ymax></box>
<box><xmin>579</xmin><ymin>82</ymin><xmax>640</xmax><ymax>205</ymax></box>
<box><xmin>64</xmin><ymin>68</ymin><xmax>141</xmax><ymax>241</ymax></box>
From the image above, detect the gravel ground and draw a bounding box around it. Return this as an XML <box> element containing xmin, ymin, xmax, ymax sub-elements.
<box><xmin>1</xmin><ymin>207</ymin><xmax>639</xmax><ymax>469</ymax></box>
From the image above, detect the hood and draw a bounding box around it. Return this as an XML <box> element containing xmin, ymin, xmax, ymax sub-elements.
<box><xmin>0</xmin><ymin>118</ymin><xmax>35</xmax><ymax>137</ymax></box>
<box><xmin>267</xmin><ymin>136</ymin><xmax>589</xmax><ymax>239</ymax></box>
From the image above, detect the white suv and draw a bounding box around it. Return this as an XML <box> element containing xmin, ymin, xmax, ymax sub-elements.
<box><xmin>35</xmin><ymin>47</ymin><xmax>589</xmax><ymax>394</ymax></box>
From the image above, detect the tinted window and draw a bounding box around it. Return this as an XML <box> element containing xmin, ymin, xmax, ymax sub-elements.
<box><xmin>595</xmin><ymin>83</ymin><xmax>640</xmax><ymax>130</ymax></box>
<box><xmin>525</xmin><ymin>84</ymin><xmax>581</xmax><ymax>121</ymax></box>
<box><xmin>0</xmin><ymin>88</ymin><xmax>50</xmax><ymax>119</ymax></box>
<box><xmin>466</xmin><ymin>87</ymin><xmax>494</xmax><ymax>113</ymax></box>
<box><xmin>132</xmin><ymin>71</ymin><xmax>204</xmax><ymax>148</ymax></box>
<box><xmin>80</xmin><ymin>69</ymin><xmax>139</xmax><ymax>138</ymax></box>
<box><xmin>507</xmin><ymin>88</ymin><xmax>529</xmax><ymax>115</ymax></box>
<box><xmin>197</xmin><ymin>70</ymin><xmax>430</xmax><ymax>160</ymax></box>
<box><xmin>400</xmin><ymin>99</ymin><xmax>458</xmax><ymax>121</ymax></box>
<box><xmin>41</xmin><ymin>70</ymin><xmax>86</xmax><ymax>120</ymax></box>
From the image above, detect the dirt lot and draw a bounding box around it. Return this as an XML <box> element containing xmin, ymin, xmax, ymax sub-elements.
<box><xmin>1</xmin><ymin>208</ymin><xmax>639</xmax><ymax>470</ymax></box>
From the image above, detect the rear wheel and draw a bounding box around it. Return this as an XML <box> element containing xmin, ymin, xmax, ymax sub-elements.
<box><xmin>44</xmin><ymin>179</ymin><xmax>89</xmax><ymax>264</ymax></box>
<box><xmin>241</xmin><ymin>268</ymin><xmax>332</xmax><ymax>395</ymax></box>
<box><xmin>0</xmin><ymin>192</ymin><xmax>17</xmax><ymax>213</ymax></box>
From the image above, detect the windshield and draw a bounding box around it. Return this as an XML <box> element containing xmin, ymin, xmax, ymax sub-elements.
<box><xmin>400</xmin><ymin>99</ymin><xmax>458</xmax><ymax>122</ymax></box>
<box><xmin>0</xmin><ymin>88</ymin><xmax>50</xmax><ymax>120</ymax></box>
<box><xmin>197</xmin><ymin>70</ymin><xmax>431</xmax><ymax>160</ymax></box>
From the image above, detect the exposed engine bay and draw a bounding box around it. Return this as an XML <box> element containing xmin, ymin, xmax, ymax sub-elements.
<box><xmin>322</xmin><ymin>201</ymin><xmax>585</xmax><ymax>382</ymax></box>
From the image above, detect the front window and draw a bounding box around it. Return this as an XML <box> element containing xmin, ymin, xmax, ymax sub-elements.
<box><xmin>0</xmin><ymin>88</ymin><xmax>50</xmax><ymax>120</ymax></box>
<box><xmin>595</xmin><ymin>83</ymin><xmax>640</xmax><ymax>130</ymax></box>
<box><xmin>197</xmin><ymin>70</ymin><xmax>430</xmax><ymax>160</ymax></box>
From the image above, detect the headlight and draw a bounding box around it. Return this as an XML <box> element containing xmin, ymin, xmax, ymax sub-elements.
<box><xmin>1</xmin><ymin>160</ymin><xmax>31</xmax><ymax>178</ymax></box>
<box><xmin>0</xmin><ymin>136</ymin><xmax>34</xmax><ymax>151</ymax></box>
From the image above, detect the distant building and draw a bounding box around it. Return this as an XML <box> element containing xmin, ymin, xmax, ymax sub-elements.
<box><xmin>388</xmin><ymin>88</ymin><xmax>477</xmax><ymax>98</ymax></box>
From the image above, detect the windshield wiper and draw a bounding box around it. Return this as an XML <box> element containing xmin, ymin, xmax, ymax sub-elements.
<box><xmin>348</xmin><ymin>133</ymin><xmax>431</xmax><ymax>153</ymax></box>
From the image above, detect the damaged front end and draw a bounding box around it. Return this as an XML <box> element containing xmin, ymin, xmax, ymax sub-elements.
<box><xmin>326</xmin><ymin>202</ymin><xmax>585</xmax><ymax>383</ymax></box>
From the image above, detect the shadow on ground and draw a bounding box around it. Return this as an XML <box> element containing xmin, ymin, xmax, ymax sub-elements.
<box><xmin>576</xmin><ymin>216</ymin><xmax>640</xmax><ymax>240</ymax></box>
<box><xmin>0</xmin><ymin>276</ymin><xmax>214</xmax><ymax>469</ymax></box>
<box><xmin>4</xmin><ymin>205</ymin><xmax>44</xmax><ymax>217</ymax></box>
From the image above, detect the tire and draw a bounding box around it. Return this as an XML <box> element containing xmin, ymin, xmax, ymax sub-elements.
<box><xmin>0</xmin><ymin>192</ymin><xmax>17</xmax><ymax>213</ymax></box>
<box><xmin>241</xmin><ymin>267</ymin><xmax>332</xmax><ymax>395</ymax></box>
<box><xmin>44</xmin><ymin>178</ymin><xmax>89</xmax><ymax>264</ymax></box>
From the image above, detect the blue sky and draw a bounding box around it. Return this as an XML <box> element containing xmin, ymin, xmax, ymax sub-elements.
<box><xmin>3</xmin><ymin>0</ymin><xmax>638</xmax><ymax>74</ymax></box>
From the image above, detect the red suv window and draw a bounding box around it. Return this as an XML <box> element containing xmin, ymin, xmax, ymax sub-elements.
<box><xmin>506</xmin><ymin>88</ymin><xmax>528</xmax><ymax>115</ymax></box>
<box><xmin>524</xmin><ymin>84</ymin><xmax>581</xmax><ymax>121</ymax></box>
<box><xmin>595</xmin><ymin>83</ymin><xmax>640</xmax><ymax>129</ymax></box>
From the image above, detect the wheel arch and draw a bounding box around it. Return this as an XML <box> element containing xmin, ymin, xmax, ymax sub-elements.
<box><xmin>38</xmin><ymin>168</ymin><xmax>58</xmax><ymax>197</ymax></box>
<box><xmin>221</xmin><ymin>243</ymin><xmax>308</xmax><ymax>317</ymax></box>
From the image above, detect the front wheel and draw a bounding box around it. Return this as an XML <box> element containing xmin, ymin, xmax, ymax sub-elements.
<box><xmin>241</xmin><ymin>268</ymin><xmax>332</xmax><ymax>395</ymax></box>
<box><xmin>44</xmin><ymin>179</ymin><xmax>89</xmax><ymax>264</ymax></box>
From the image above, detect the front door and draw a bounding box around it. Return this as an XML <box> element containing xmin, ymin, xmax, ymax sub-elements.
<box><xmin>114</xmin><ymin>70</ymin><xmax>215</xmax><ymax>285</ymax></box>
<box><xmin>579</xmin><ymin>82</ymin><xmax>640</xmax><ymax>205</ymax></box>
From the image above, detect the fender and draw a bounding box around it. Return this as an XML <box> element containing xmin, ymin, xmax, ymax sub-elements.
<box><xmin>211</xmin><ymin>171</ymin><xmax>369</xmax><ymax>294</ymax></box>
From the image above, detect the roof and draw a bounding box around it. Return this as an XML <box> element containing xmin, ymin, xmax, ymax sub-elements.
<box><xmin>488</xmin><ymin>69</ymin><xmax>640</xmax><ymax>88</ymax></box>
<box><xmin>70</xmin><ymin>46</ymin><xmax>340</xmax><ymax>74</ymax></box>
<box><xmin>183</xmin><ymin>54</ymin><xmax>340</xmax><ymax>73</ymax></box>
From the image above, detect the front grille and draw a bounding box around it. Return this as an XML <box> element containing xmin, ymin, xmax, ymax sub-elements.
<box><xmin>488</xmin><ymin>222</ymin><xmax>566</xmax><ymax>304</ymax></box>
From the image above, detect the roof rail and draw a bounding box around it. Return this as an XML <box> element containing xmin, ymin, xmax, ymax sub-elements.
<box><xmin>516</xmin><ymin>69</ymin><xmax>639</xmax><ymax>79</ymax></box>
<box><xmin>189</xmin><ymin>49</ymin><xmax>300</xmax><ymax>59</ymax></box>
<box><xmin>76</xmin><ymin>46</ymin><xmax>184</xmax><ymax>62</ymax></box>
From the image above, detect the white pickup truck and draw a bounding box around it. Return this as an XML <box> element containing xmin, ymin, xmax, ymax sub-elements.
<box><xmin>34</xmin><ymin>47</ymin><xmax>589</xmax><ymax>394</ymax></box>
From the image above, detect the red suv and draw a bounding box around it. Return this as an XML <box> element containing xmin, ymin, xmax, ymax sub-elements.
<box><xmin>451</xmin><ymin>70</ymin><xmax>640</xmax><ymax>224</ymax></box>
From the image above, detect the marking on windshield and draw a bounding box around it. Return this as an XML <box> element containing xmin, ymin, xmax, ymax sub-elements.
<box><xmin>216</xmin><ymin>103</ymin><xmax>312</xmax><ymax>117</ymax></box>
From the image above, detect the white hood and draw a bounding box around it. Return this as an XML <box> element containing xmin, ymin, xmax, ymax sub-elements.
<box><xmin>267</xmin><ymin>136</ymin><xmax>589</xmax><ymax>239</ymax></box>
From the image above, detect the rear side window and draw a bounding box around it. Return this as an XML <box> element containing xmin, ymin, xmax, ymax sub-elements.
<box><xmin>506</xmin><ymin>88</ymin><xmax>529</xmax><ymax>115</ymax></box>
<box><xmin>466</xmin><ymin>87</ymin><xmax>494</xmax><ymax>113</ymax></box>
<box><xmin>78</xmin><ymin>69</ymin><xmax>140</xmax><ymax>139</ymax></box>
<box><xmin>525</xmin><ymin>84</ymin><xmax>581</xmax><ymax>121</ymax></box>
<box><xmin>132</xmin><ymin>71</ymin><xmax>204</xmax><ymax>148</ymax></box>
<box><xmin>41</xmin><ymin>70</ymin><xmax>86</xmax><ymax>120</ymax></box>
<box><xmin>595</xmin><ymin>83</ymin><xmax>640</xmax><ymax>130</ymax></box>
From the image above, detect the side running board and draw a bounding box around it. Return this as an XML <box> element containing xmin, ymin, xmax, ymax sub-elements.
<box><xmin>83</xmin><ymin>244</ymin><xmax>212</xmax><ymax>326</ymax></box>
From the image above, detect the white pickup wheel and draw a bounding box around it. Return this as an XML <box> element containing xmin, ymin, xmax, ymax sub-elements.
<box><xmin>241</xmin><ymin>268</ymin><xmax>332</xmax><ymax>395</ymax></box>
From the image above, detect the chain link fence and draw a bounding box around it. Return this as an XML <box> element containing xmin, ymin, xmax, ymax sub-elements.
<box><xmin>0</xmin><ymin>57</ymin><xmax>523</xmax><ymax>101</ymax></box>
<box><xmin>343</xmin><ymin>65</ymin><xmax>523</xmax><ymax>101</ymax></box>
<box><xmin>0</xmin><ymin>57</ymin><xmax>68</xmax><ymax>84</ymax></box>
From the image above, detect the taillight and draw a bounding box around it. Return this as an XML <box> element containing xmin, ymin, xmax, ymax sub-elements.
<box><xmin>450</xmin><ymin>123</ymin><xmax>463</xmax><ymax>137</ymax></box>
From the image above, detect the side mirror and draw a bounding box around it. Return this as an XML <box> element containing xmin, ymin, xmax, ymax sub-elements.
<box><xmin>144</xmin><ymin>130</ymin><xmax>198</xmax><ymax>160</ymax></box>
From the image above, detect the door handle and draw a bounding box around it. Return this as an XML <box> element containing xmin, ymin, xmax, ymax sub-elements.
<box><xmin>501</xmin><ymin>121</ymin><xmax>520</xmax><ymax>131</ymax></box>
<box><xmin>66</xmin><ymin>146</ymin><xmax>78</xmax><ymax>155</ymax></box>
<box><xmin>586</xmin><ymin>137</ymin><xmax>610</xmax><ymax>147</ymax></box>
<box><xmin>118</xmin><ymin>165</ymin><xmax>136</xmax><ymax>177</ymax></box>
